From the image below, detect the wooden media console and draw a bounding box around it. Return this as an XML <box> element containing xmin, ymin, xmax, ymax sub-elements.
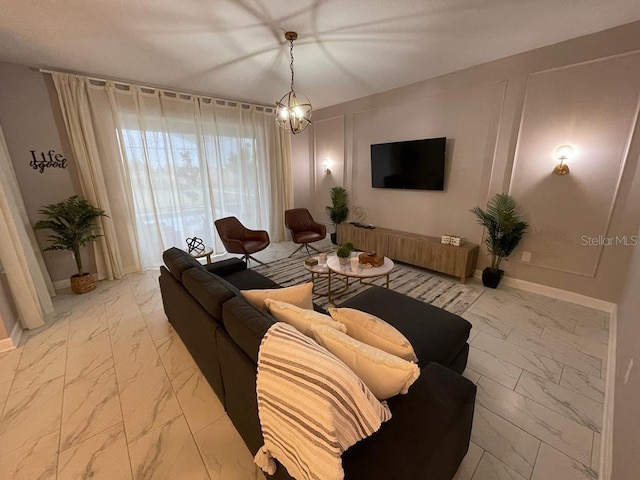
<box><xmin>337</xmin><ymin>223</ymin><xmax>479</xmax><ymax>283</ymax></box>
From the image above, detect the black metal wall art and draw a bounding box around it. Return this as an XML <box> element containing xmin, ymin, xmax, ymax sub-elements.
<box><xmin>30</xmin><ymin>150</ymin><xmax>68</xmax><ymax>173</ymax></box>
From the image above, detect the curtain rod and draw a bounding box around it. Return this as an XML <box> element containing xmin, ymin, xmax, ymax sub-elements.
<box><xmin>37</xmin><ymin>67</ymin><xmax>275</xmax><ymax>110</ymax></box>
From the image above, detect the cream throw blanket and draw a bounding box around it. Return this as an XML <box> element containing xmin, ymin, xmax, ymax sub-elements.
<box><xmin>254</xmin><ymin>322</ymin><xmax>392</xmax><ymax>480</ymax></box>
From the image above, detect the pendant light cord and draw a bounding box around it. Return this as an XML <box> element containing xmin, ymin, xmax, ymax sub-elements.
<box><xmin>289</xmin><ymin>38</ymin><xmax>295</xmax><ymax>91</ymax></box>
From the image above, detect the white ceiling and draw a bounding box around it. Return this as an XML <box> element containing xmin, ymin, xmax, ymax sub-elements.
<box><xmin>1</xmin><ymin>0</ymin><xmax>640</xmax><ymax>109</ymax></box>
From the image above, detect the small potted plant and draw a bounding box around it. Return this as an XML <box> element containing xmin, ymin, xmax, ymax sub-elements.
<box><xmin>336</xmin><ymin>245</ymin><xmax>351</xmax><ymax>266</ymax></box>
<box><xmin>470</xmin><ymin>193</ymin><xmax>528</xmax><ymax>288</ymax></box>
<box><xmin>325</xmin><ymin>186</ymin><xmax>349</xmax><ymax>244</ymax></box>
<box><xmin>34</xmin><ymin>195</ymin><xmax>107</xmax><ymax>294</ymax></box>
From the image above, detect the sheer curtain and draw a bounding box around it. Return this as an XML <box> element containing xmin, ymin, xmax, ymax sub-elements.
<box><xmin>0</xmin><ymin>124</ymin><xmax>54</xmax><ymax>329</ymax></box>
<box><xmin>52</xmin><ymin>73</ymin><xmax>141</xmax><ymax>279</ymax></box>
<box><xmin>109</xmin><ymin>86</ymin><xmax>292</xmax><ymax>267</ymax></box>
<box><xmin>52</xmin><ymin>73</ymin><xmax>293</xmax><ymax>270</ymax></box>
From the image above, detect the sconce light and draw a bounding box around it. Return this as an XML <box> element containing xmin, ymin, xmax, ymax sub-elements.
<box><xmin>322</xmin><ymin>158</ymin><xmax>332</xmax><ymax>175</ymax></box>
<box><xmin>553</xmin><ymin>144</ymin><xmax>573</xmax><ymax>175</ymax></box>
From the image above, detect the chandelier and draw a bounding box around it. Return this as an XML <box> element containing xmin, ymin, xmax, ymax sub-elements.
<box><xmin>275</xmin><ymin>31</ymin><xmax>312</xmax><ymax>134</ymax></box>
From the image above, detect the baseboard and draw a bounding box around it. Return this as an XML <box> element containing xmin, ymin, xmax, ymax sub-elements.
<box><xmin>599</xmin><ymin>304</ymin><xmax>616</xmax><ymax>480</ymax></box>
<box><xmin>0</xmin><ymin>321</ymin><xmax>23</xmax><ymax>353</ymax></box>
<box><xmin>53</xmin><ymin>278</ymin><xmax>71</xmax><ymax>290</ymax></box>
<box><xmin>473</xmin><ymin>270</ymin><xmax>616</xmax><ymax>313</ymax></box>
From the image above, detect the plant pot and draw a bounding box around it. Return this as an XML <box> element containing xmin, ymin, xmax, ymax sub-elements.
<box><xmin>338</xmin><ymin>257</ymin><xmax>348</xmax><ymax>266</ymax></box>
<box><xmin>70</xmin><ymin>272</ymin><xmax>96</xmax><ymax>294</ymax></box>
<box><xmin>481</xmin><ymin>268</ymin><xmax>504</xmax><ymax>289</ymax></box>
<box><xmin>330</xmin><ymin>233</ymin><xmax>337</xmax><ymax>245</ymax></box>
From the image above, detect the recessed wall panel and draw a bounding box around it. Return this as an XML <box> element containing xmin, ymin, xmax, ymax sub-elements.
<box><xmin>510</xmin><ymin>53</ymin><xmax>640</xmax><ymax>276</ymax></box>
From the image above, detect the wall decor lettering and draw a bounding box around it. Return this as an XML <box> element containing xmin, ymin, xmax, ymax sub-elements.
<box><xmin>30</xmin><ymin>149</ymin><xmax>68</xmax><ymax>173</ymax></box>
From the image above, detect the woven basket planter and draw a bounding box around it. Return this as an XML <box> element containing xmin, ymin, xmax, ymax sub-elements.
<box><xmin>70</xmin><ymin>273</ymin><xmax>96</xmax><ymax>294</ymax></box>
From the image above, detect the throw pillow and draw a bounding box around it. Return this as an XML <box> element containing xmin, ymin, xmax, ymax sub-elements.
<box><xmin>328</xmin><ymin>307</ymin><xmax>418</xmax><ymax>362</ymax></box>
<box><xmin>241</xmin><ymin>283</ymin><xmax>313</xmax><ymax>311</ymax></box>
<box><xmin>311</xmin><ymin>325</ymin><xmax>420</xmax><ymax>400</ymax></box>
<box><xmin>265</xmin><ymin>299</ymin><xmax>346</xmax><ymax>337</ymax></box>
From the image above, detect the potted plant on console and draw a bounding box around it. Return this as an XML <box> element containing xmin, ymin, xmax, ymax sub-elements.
<box><xmin>34</xmin><ymin>195</ymin><xmax>107</xmax><ymax>294</ymax></box>
<box><xmin>471</xmin><ymin>193</ymin><xmax>528</xmax><ymax>288</ymax></box>
<box><xmin>325</xmin><ymin>186</ymin><xmax>349</xmax><ymax>244</ymax></box>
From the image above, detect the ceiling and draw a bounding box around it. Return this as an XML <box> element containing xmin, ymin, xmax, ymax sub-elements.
<box><xmin>1</xmin><ymin>0</ymin><xmax>640</xmax><ymax>109</ymax></box>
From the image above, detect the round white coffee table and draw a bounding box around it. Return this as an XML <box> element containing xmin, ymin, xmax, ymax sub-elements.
<box><xmin>326</xmin><ymin>253</ymin><xmax>394</xmax><ymax>304</ymax></box>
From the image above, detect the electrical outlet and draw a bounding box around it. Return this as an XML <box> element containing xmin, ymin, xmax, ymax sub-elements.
<box><xmin>521</xmin><ymin>251</ymin><xmax>532</xmax><ymax>262</ymax></box>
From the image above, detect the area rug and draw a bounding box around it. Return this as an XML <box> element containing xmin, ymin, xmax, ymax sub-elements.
<box><xmin>253</xmin><ymin>255</ymin><xmax>482</xmax><ymax>315</ymax></box>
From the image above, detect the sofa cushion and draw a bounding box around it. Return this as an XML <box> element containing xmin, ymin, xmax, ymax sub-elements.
<box><xmin>339</xmin><ymin>286</ymin><xmax>471</xmax><ymax>369</ymax></box>
<box><xmin>311</xmin><ymin>325</ymin><xmax>420</xmax><ymax>400</ymax></box>
<box><xmin>328</xmin><ymin>307</ymin><xmax>418</xmax><ymax>363</ymax></box>
<box><xmin>205</xmin><ymin>258</ymin><xmax>247</xmax><ymax>277</ymax></box>
<box><xmin>222</xmin><ymin>269</ymin><xmax>280</xmax><ymax>290</ymax></box>
<box><xmin>222</xmin><ymin>296</ymin><xmax>276</xmax><ymax>364</ymax></box>
<box><xmin>162</xmin><ymin>247</ymin><xmax>204</xmax><ymax>282</ymax></box>
<box><xmin>182</xmin><ymin>268</ymin><xmax>236</xmax><ymax>321</ymax></box>
<box><xmin>265</xmin><ymin>299</ymin><xmax>346</xmax><ymax>337</ymax></box>
<box><xmin>241</xmin><ymin>283</ymin><xmax>313</xmax><ymax>310</ymax></box>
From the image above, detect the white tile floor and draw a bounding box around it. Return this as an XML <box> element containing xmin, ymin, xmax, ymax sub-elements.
<box><xmin>0</xmin><ymin>239</ymin><xmax>607</xmax><ymax>480</ymax></box>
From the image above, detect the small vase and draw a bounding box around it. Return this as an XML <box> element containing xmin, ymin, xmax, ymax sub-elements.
<box><xmin>350</xmin><ymin>257</ymin><xmax>360</xmax><ymax>272</ymax></box>
<box><xmin>338</xmin><ymin>257</ymin><xmax>348</xmax><ymax>266</ymax></box>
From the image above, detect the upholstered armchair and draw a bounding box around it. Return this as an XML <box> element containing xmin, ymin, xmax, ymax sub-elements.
<box><xmin>284</xmin><ymin>208</ymin><xmax>327</xmax><ymax>257</ymax></box>
<box><xmin>214</xmin><ymin>216</ymin><xmax>270</xmax><ymax>266</ymax></box>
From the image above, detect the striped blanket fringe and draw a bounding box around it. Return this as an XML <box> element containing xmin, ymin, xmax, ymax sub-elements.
<box><xmin>254</xmin><ymin>322</ymin><xmax>392</xmax><ymax>480</ymax></box>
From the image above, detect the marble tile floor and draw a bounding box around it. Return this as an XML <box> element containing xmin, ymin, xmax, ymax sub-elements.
<box><xmin>0</xmin><ymin>239</ymin><xmax>609</xmax><ymax>479</ymax></box>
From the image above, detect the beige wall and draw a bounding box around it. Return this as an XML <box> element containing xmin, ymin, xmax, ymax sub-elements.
<box><xmin>293</xmin><ymin>21</ymin><xmax>640</xmax><ymax>301</ymax></box>
<box><xmin>612</xmin><ymin>222</ymin><xmax>640</xmax><ymax>478</ymax></box>
<box><xmin>0</xmin><ymin>61</ymin><xmax>89</xmax><ymax>283</ymax></box>
<box><xmin>0</xmin><ymin>261</ymin><xmax>18</xmax><ymax>339</ymax></box>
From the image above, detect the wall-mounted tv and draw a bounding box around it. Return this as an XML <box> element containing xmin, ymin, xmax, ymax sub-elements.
<box><xmin>370</xmin><ymin>137</ymin><xmax>446</xmax><ymax>191</ymax></box>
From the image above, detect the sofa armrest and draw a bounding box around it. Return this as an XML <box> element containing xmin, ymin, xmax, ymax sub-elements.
<box><xmin>343</xmin><ymin>362</ymin><xmax>476</xmax><ymax>480</ymax></box>
<box><xmin>205</xmin><ymin>258</ymin><xmax>247</xmax><ymax>277</ymax></box>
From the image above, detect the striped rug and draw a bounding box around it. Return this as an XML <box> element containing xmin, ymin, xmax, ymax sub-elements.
<box><xmin>253</xmin><ymin>254</ymin><xmax>482</xmax><ymax>315</ymax></box>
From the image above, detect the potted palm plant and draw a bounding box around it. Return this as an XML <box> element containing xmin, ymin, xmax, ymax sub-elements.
<box><xmin>325</xmin><ymin>186</ymin><xmax>349</xmax><ymax>244</ymax></box>
<box><xmin>34</xmin><ymin>195</ymin><xmax>107</xmax><ymax>294</ymax></box>
<box><xmin>470</xmin><ymin>193</ymin><xmax>528</xmax><ymax>288</ymax></box>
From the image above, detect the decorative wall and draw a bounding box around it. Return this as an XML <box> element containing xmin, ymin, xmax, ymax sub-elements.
<box><xmin>510</xmin><ymin>52</ymin><xmax>640</xmax><ymax>277</ymax></box>
<box><xmin>312</xmin><ymin>116</ymin><xmax>345</xmax><ymax>227</ymax></box>
<box><xmin>293</xmin><ymin>23</ymin><xmax>640</xmax><ymax>301</ymax></box>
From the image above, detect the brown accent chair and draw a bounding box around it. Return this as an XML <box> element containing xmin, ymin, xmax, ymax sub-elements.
<box><xmin>214</xmin><ymin>216</ymin><xmax>270</xmax><ymax>266</ymax></box>
<box><xmin>284</xmin><ymin>208</ymin><xmax>327</xmax><ymax>257</ymax></box>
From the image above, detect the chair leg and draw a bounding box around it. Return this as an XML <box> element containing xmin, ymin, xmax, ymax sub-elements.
<box><xmin>307</xmin><ymin>244</ymin><xmax>321</xmax><ymax>254</ymax></box>
<box><xmin>288</xmin><ymin>244</ymin><xmax>305</xmax><ymax>258</ymax></box>
<box><xmin>246</xmin><ymin>255</ymin><xmax>266</xmax><ymax>267</ymax></box>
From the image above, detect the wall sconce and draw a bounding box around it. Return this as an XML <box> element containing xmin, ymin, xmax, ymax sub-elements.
<box><xmin>553</xmin><ymin>144</ymin><xmax>573</xmax><ymax>175</ymax></box>
<box><xmin>322</xmin><ymin>158</ymin><xmax>332</xmax><ymax>175</ymax></box>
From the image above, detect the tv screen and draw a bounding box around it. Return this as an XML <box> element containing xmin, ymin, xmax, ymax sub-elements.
<box><xmin>370</xmin><ymin>137</ymin><xmax>446</xmax><ymax>191</ymax></box>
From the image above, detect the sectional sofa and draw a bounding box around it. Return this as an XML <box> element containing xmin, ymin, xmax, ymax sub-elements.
<box><xmin>159</xmin><ymin>247</ymin><xmax>476</xmax><ymax>480</ymax></box>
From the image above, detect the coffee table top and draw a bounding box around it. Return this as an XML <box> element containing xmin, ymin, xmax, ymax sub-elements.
<box><xmin>327</xmin><ymin>253</ymin><xmax>394</xmax><ymax>278</ymax></box>
<box><xmin>303</xmin><ymin>256</ymin><xmax>330</xmax><ymax>274</ymax></box>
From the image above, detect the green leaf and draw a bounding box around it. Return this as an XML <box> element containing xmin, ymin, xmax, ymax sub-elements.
<box><xmin>34</xmin><ymin>195</ymin><xmax>108</xmax><ymax>274</ymax></box>
<box><xmin>326</xmin><ymin>186</ymin><xmax>349</xmax><ymax>225</ymax></box>
<box><xmin>470</xmin><ymin>193</ymin><xmax>529</xmax><ymax>269</ymax></box>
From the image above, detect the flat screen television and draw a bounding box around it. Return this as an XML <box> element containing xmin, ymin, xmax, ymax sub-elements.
<box><xmin>370</xmin><ymin>137</ymin><xmax>446</xmax><ymax>191</ymax></box>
